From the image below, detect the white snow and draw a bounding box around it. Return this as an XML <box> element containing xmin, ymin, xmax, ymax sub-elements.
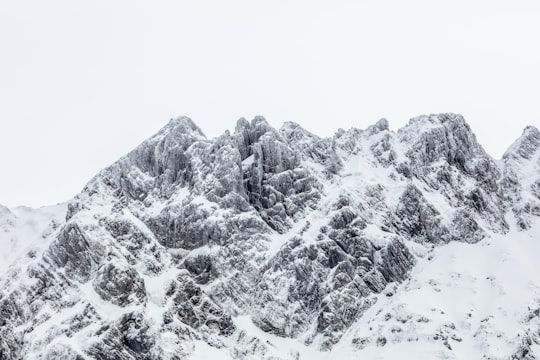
<box><xmin>0</xmin><ymin>202</ymin><xmax>67</xmax><ymax>273</ymax></box>
<box><xmin>241</xmin><ymin>154</ymin><xmax>255</xmax><ymax>168</ymax></box>
<box><xmin>192</xmin><ymin>216</ymin><xmax>540</xmax><ymax>359</ymax></box>
<box><xmin>334</xmin><ymin>217</ymin><xmax>540</xmax><ymax>359</ymax></box>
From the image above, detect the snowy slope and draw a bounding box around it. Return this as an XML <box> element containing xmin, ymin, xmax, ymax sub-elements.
<box><xmin>0</xmin><ymin>203</ymin><xmax>67</xmax><ymax>273</ymax></box>
<box><xmin>187</xmin><ymin>219</ymin><xmax>540</xmax><ymax>359</ymax></box>
<box><xmin>334</xmin><ymin>218</ymin><xmax>540</xmax><ymax>360</ymax></box>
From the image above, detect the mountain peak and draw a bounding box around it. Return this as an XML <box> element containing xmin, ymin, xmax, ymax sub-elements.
<box><xmin>251</xmin><ymin>115</ymin><xmax>270</xmax><ymax>127</ymax></box>
<box><xmin>396</xmin><ymin>113</ymin><xmax>489</xmax><ymax>172</ymax></box>
<box><xmin>366</xmin><ymin>118</ymin><xmax>390</xmax><ymax>135</ymax></box>
<box><xmin>398</xmin><ymin>113</ymin><xmax>473</xmax><ymax>144</ymax></box>
<box><xmin>402</xmin><ymin>113</ymin><xmax>466</xmax><ymax>131</ymax></box>
<box><xmin>235</xmin><ymin>116</ymin><xmax>274</xmax><ymax>133</ymax></box>
<box><xmin>163</xmin><ymin>116</ymin><xmax>206</xmax><ymax>139</ymax></box>
<box><xmin>280</xmin><ymin>121</ymin><xmax>318</xmax><ymax>140</ymax></box>
<box><xmin>503</xmin><ymin>124</ymin><xmax>540</xmax><ymax>161</ymax></box>
<box><xmin>523</xmin><ymin>125</ymin><xmax>540</xmax><ymax>137</ymax></box>
<box><xmin>0</xmin><ymin>204</ymin><xmax>12</xmax><ymax>218</ymax></box>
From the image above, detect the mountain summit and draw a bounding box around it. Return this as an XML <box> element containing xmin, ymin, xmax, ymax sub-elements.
<box><xmin>1</xmin><ymin>114</ymin><xmax>540</xmax><ymax>359</ymax></box>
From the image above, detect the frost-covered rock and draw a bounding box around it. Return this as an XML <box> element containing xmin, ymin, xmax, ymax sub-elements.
<box><xmin>501</xmin><ymin>126</ymin><xmax>540</xmax><ymax>230</ymax></box>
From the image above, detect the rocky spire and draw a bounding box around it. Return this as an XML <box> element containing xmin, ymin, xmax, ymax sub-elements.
<box><xmin>503</xmin><ymin>125</ymin><xmax>540</xmax><ymax>162</ymax></box>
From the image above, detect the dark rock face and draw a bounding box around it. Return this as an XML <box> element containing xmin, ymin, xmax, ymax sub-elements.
<box><xmin>48</xmin><ymin>223</ymin><xmax>105</xmax><ymax>282</ymax></box>
<box><xmin>183</xmin><ymin>254</ymin><xmax>215</xmax><ymax>284</ymax></box>
<box><xmin>1</xmin><ymin>114</ymin><xmax>538</xmax><ymax>359</ymax></box>
<box><xmin>391</xmin><ymin>185</ymin><xmax>444</xmax><ymax>243</ymax></box>
<box><xmin>501</xmin><ymin>126</ymin><xmax>540</xmax><ymax>230</ymax></box>
<box><xmin>166</xmin><ymin>275</ymin><xmax>236</xmax><ymax>337</ymax></box>
<box><xmin>86</xmin><ymin>312</ymin><xmax>156</xmax><ymax>360</ymax></box>
<box><xmin>0</xmin><ymin>295</ymin><xmax>23</xmax><ymax>359</ymax></box>
<box><xmin>93</xmin><ymin>262</ymin><xmax>146</xmax><ymax>306</ymax></box>
<box><xmin>401</xmin><ymin>114</ymin><xmax>478</xmax><ymax>170</ymax></box>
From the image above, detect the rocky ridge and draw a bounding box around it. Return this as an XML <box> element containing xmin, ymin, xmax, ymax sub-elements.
<box><xmin>0</xmin><ymin>113</ymin><xmax>539</xmax><ymax>359</ymax></box>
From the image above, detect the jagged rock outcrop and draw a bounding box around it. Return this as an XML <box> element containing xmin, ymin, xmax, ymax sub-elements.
<box><xmin>0</xmin><ymin>114</ymin><xmax>539</xmax><ymax>359</ymax></box>
<box><xmin>501</xmin><ymin>126</ymin><xmax>540</xmax><ymax>230</ymax></box>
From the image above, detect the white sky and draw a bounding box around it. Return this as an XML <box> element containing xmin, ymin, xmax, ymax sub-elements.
<box><xmin>1</xmin><ymin>0</ymin><xmax>539</xmax><ymax>207</ymax></box>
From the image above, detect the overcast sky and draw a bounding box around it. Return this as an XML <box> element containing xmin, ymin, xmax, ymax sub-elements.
<box><xmin>1</xmin><ymin>0</ymin><xmax>539</xmax><ymax>207</ymax></box>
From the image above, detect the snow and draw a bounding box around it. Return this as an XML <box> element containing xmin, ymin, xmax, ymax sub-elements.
<box><xmin>241</xmin><ymin>154</ymin><xmax>255</xmax><ymax>168</ymax></box>
<box><xmin>230</xmin><ymin>316</ymin><xmax>331</xmax><ymax>360</ymax></box>
<box><xmin>0</xmin><ymin>202</ymin><xmax>67</xmax><ymax>273</ymax></box>
<box><xmin>236</xmin><ymin>214</ymin><xmax>540</xmax><ymax>359</ymax></box>
<box><xmin>143</xmin><ymin>267</ymin><xmax>185</xmax><ymax>324</ymax></box>
<box><xmin>412</xmin><ymin>178</ymin><xmax>456</xmax><ymax>222</ymax></box>
<box><xmin>191</xmin><ymin>340</ymin><xmax>233</xmax><ymax>360</ymax></box>
<box><xmin>78</xmin><ymin>281</ymin><xmax>136</xmax><ymax>322</ymax></box>
<box><xmin>143</xmin><ymin>186</ymin><xmax>190</xmax><ymax>216</ymax></box>
<box><xmin>336</xmin><ymin>217</ymin><xmax>540</xmax><ymax>359</ymax></box>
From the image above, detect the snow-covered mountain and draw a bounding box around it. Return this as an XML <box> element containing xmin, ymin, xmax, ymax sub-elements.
<box><xmin>0</xmin><ymin>203</ymin><xmax>67</xmax><ymax>273</ymax></box>
<box><xmin>1</xmin><ymin>114</ymin><xmax>539</xmax><ymax>360</ymax></box>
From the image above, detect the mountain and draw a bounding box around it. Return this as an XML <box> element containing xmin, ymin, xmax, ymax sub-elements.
<box><xmin>0</xmin><ymin>203</ymin><xmax>67</xmax><ymax>273</ymax></box>
<box><xmin>1</xmin><ymin>114</ymin><xmax>539</xmax><ymax>360</ymax></box>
